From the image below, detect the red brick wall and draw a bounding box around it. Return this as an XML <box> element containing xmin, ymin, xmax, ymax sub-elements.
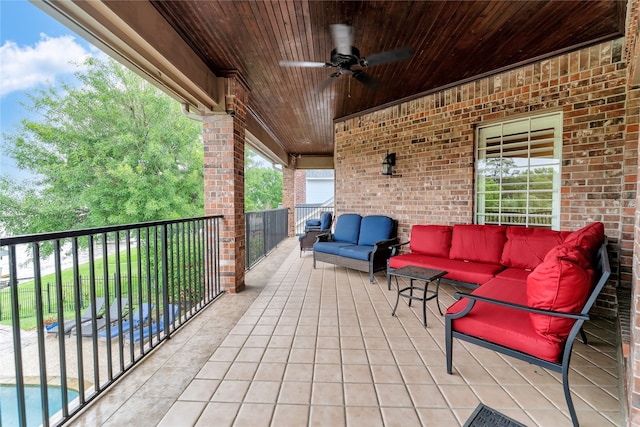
<box><xmin>282</xmin><ymin>166</ymin><xmax>296</xmax><ymax>237</ymax></box>
<box><xmin>625</xmin><ymin>0</ymin><xmax>640</xmax><ymax>424</ymax></box>
<box><xmin>294</xmin><ymin>169</ymin><xmax>306</xmax><ymax>204</ymax></box>
<box><xmin>203</xmin><ymin>76</ymin><xmax>248</xmax><ymax>293</ymax></box>
<box><xmin>335</xmin><ymin>38</ymin><xmax>634</xmax><ymax>318</ymax></box>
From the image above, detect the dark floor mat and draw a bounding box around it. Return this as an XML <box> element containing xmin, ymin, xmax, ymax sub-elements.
<box><xmin>464</xmin><ymin>403</ymin><xmax>528</xmax><ymax>427</ymax></box>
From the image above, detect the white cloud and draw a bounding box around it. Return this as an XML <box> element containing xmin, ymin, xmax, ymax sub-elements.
<box><xmin>0</xmin><ymin>33</ymin><xmax>92</xmax><ymax>97</ymax></box>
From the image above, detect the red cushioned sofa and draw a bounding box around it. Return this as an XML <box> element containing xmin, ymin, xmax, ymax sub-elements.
<box><xmin>388</xmin><ymin>222</ymin><xmax>610</xmax><ymax>427</ymax></box>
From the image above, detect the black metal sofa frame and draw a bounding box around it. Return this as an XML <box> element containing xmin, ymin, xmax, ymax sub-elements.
<box><xmin>445</xmin><ymin>241</ymin><xmax>611</xmax><ymax>427</ymax></box>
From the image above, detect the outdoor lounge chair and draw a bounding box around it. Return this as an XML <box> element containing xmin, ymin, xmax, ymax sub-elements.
<box><xmin>299</xmin><ymin>211</ymin><xmax>333</xmax><ymax>256</ymax></box>
<box><xmin>78</xmin><ymin>298</ymin><xmax>129</xmax><ymax>336</ymax></box>
<box><xmin>46</xmin><ymin>297</ymin><xmax>106</xmax><ymax>337</ymax></box>
<box><xmin>132</xmin><ymin>304</ymin><xmax>179</xmax><ymax>342</ymax></box>
<box><xmin>97</xmin><ymin>302</ymin><xmax>152</xmax><ymax>339</ymax></box>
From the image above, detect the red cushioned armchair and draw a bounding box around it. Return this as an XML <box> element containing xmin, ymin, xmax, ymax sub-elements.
<box><xmin>445</xmin><ymin>238</ymin><xmax>610</xmax><ymax>427</ymax></box>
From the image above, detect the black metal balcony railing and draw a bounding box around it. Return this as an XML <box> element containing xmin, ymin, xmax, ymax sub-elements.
<box><xmin>245</xmin><ymin>208</ymin><xmax>288</xmax><ymax>269</ymax></box>
<box><xmin>0</xmin><ymin>216</ymin><xmax>223</xmax><ymax>427</ymax></box>
<box><xmin>294</xmin><ymin>204</ymin><xmax>334</xmax><ymax>235</ymax></box>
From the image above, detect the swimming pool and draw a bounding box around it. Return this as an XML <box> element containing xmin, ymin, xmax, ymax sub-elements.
<box><xmin>0</xmin><ymin>383</ymin><xmax>79</xmax><ymax>427</ymax></box>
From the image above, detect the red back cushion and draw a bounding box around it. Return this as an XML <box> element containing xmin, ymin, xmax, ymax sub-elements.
<box><xmin>449</xmin><ymin>224</ymin><xmax>507</xmax><ymax>264</ymax></box>
<box><xmin>563</xmin><ymin>222</ymin><xmax>605</xmax><ymax>257</ymax></box>
<box><xmin>500</xmin><ymin>226</ymin><xmax>566</xmax><ymax>270</ymax></box>
<box><xmin>409</xmin><ymin>225</ymin><xmax>452</xmax><ymax>258</ymax></box>
<box><xmin>527</xmin><ymin>244</ymin><xmax>594</xmax><ymax>342</ymax></box>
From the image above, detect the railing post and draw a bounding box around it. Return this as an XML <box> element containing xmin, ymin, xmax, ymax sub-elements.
<box><xmin>9</xmin><ymin>245</ymin><xmax>27</xmax><ymax>427</ymax></box>
<box><xmin>161</xmin><ymin>224</ymin><xmax>171</xmax><ymax>338</ymax></box>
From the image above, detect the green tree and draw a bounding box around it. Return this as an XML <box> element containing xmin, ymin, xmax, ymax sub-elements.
<box><xmin>0</xmin><ymin>57</ymin><xmax>204</xmax><ymax>236</ymax></box>
<box><xmin>244</xmin><ymin>147</ymin><xmax>282</xmax><ymax>211</ymax></box>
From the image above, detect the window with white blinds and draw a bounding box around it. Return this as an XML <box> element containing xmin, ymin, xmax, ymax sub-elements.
<box><xmin>475</xmin><ymin>112</ymin><xmax>562</xmax><ymax>229</ymax></box>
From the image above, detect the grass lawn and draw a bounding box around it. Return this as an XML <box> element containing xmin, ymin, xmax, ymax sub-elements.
<box><xmin>0</xmin><ymin>250</ymin><xmax>141</xmax><ymax>330</ymax></box>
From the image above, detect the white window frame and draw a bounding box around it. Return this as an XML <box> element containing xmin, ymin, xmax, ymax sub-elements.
<box><xmin>474</xmin><ymin>112</ymin><xmax>562</xmax><ymax>229</ymax></box>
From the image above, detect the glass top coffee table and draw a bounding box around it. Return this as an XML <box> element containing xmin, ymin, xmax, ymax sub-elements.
<box><xmin>388</xmin><ymin>265</ymin><xmax>447</xmax><ymax>327</ymax></box>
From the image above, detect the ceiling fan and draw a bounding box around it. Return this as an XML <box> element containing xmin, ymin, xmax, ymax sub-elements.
<box><xmin>279</xmin><ymin>24</ymin><xmax>413</xmax><ymax>93</ymax></box>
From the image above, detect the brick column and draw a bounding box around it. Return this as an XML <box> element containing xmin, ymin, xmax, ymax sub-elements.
<box><xmin>282</xmin><ymin>165</ymin><xmax>296</xmax><ymax>237</ymax></box>
<box><xmin>203</xmin><ymin>73</ymin><xmax>249</xmax><ymax>293</ymax></box>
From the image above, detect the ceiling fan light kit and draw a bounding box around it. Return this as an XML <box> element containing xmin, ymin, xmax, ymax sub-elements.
<box><xmin>279</xmin><ymin>24</ymin><xmax>413</xmax><ymax>93</ymax></box>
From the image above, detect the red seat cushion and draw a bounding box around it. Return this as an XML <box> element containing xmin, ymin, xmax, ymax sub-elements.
<box><xmin>527</xmin><ymin>245</ymin><xmax>594</xmax><ymax>342</ymax></box>
<box><xmin>446</xmin><ymin>279</ymin><xmax>565</xmax><ymax>362</ymax></box>
<box><xmin>563</xmin><ymin>222</ymin><xmax>604</xmax><ymax>258</ymax></box>
<box><xmin>389</xmin><ymin>253</ymin><xmax>503</xmax><ymax>285</ymax></box>
<box><xmin>494</xmin><ymin>267</ymin><xmax>530</xmax><ymax>284</ymax></box>
<box><xmin>449</xmin><ymin>224</ymin><xmax>507</xmax><ymax>265</ymax></box>
<box><xmin>500</xmin><ymin>226</ymin><xmax>566</xmax><ymax>270</ymax></box>
<box><xmin>409</xmin><ymin>225</ymin><xmax>452</xmax><ymax>258</ymax></box>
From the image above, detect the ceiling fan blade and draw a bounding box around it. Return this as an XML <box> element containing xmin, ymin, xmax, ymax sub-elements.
<box><xmin>361</xmin><ymin>47</ymin><xmax>414</xmax><ymax>67</ymax></box>
<box><xmin>314</xmin><ymin>74</ymin><xmax>340</xmax><ymax>93</ymax></box>
<box><xmin>352</xmin><ymin>70</ymin><xmax>379</xmax><ymax>90</ymax></box>
<box><xmin>330</xmin><ymin>24</ymin><xmax>353</xmax><ymax>56</ymax></box>
<box><xmin>279</xmin><ymin>60</ymin><xmax>328</xmax><ymax>68</ymax></box>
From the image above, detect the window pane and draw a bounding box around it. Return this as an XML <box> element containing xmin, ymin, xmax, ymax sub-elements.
<box><xmin>475</xmin><ymin>113</ymin><xmax>561</xmax><ymax>229</ymax></box>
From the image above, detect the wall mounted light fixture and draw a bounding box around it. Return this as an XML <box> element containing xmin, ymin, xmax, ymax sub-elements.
<box><xmin>382</xmin><ymin>152</ymin><xmax>396</xmax><ymax>176</ymax></box>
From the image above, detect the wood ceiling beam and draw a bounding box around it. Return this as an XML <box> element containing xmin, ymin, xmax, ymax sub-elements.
<box><xmin>35</xmin><ymin>0</ymin><xmax>223</xmax><ymax>113</ymax></box>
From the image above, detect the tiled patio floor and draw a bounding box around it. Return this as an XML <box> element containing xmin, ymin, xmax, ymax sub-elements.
<box><xmin>69</xmin><ymin>237</ymin><xmax>624</xmax><ymax>427</ymax></box>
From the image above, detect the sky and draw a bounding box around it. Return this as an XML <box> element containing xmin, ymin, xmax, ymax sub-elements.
<box><xmin>0</xmin><ymin>0</ymin><xmax>99</xmax><ymax>179</ymax></box>
<box><xmin>0</xmin><ymin>0</ymin><xmax>274</xmax><ymax>182</ymax></box>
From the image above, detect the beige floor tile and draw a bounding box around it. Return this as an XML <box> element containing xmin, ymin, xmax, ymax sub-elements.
<box><xmin>292</xmin><ymin>335</ymin><xmax>316</xmax><ymax>348</ymax></box>
<box><xmin>278</xmin><ymin>381</ymin><xmax>311</xmax><ymax>404</ymax></box>
<box><xmin>342</xmin><ymin>364</ymin><xmax>373</xmax><ymax>383</ymax></box>
<box><xmin>380</xmin><ymin>407</ymin><xmax>422</xmax><ymax>427</ymax></box>
<box><xmin>363</xmin><ymin>336</ymin><xmax>390</xmax><ymax>350</ymax></box>
<box><xmin>178</xmin><ymin>379</ymin><xmax>220</xmax><ymax>401</ymax></box>
<box><xmin>406</xmin><ymin>384</ymin><xmax>449</xmax><ymax>408</ymax></box>
<box><xmin>398</xmin><ymin>365</ymin><xmax>434</xmax><ymax>385</ymax></box>
<box><xmin>288</xmin><ymin>348</ymin><xmax>316</xmax><ymax>363</ymax></box>
<box><xmin>316</xmin><ymin>336</ymin><xmax>340</xmax><ymax>349</ymax></box>
<box><xmin>158</xmin><ymin>401</ymin><xmax>207</xmax><ymax>427</ymax></box>
<box><xmin>314</xmin><ymin>363</ymin><xmax>342</xmax><ymax>382</ymax></box>
<box><xmin>210</xmin><ymin>380</ymin><xmax>251</xmax><ymax>403</ymax></box>
<box><xmin>195</xmin><ymin>402</ymin><xmax>240</xmax><ymax>427</ymax></box>
<box><xmin>340</xmin><ymin>335</ymin><xmax>365</xmax><ymax>350</ymax></box>
<box><xmin>220</xmin><ymin>334</ymin><xmax>248</xmax><ymax>348</ymax></box>
<box><xmin>375</xmin><ymin>383</ymin><xmax>413</xmax><ymax>407</ymax></box>
<box><xmin>253</xmin><ymin>362</ymin><xmax>286</xmax><ymax>381</ymax></box>
<box><xmin>415</xmin><ymin>408</ymin><xmax>460</xmax><ymax>426</ymax></box>
<box><xmin>268</xmin><ymin>335</ymin><xmax>294</xmax><ymax>348</ymax></box>
<box><xmin>315</xmin><ymin>348</ymin><xmax>341</xmax><ymax>364</ymax></box>
<box><xmin>262</xmin><ymin>347</ymin><xmax>290</xmax><ymax>363</ymax></box>
<box><xmin>283</xmin><ymin>363</ymin><xmax>314</xmax><ymax>382</ymax></box>
<box><xmin>392</xmin><ymin>349</ymin><xmax>424</xmax><ymax>365</ymax></box>
<box><xmin>311</xmin><ymin>382</ymin><xmax>344</xmax><ymax>405</ymax></box>
<box><xmin>309</xmin><ymin>405</ymin><xmax>346</xmax><ymax>427</ymax></box>
<box><xmin>345</xmin><ymin>406</ymin><xmax>384</xmax><ymax>427</ymax></box>
<box><xmin>233</xmin><ymin>403</ymin><xmax>274</xmax><ymax>427</ymax></box>
<box><xmin>210</xmin><ymin>346</ymin><xmax>241</xmax><ymax>362</ymax></box>
<box><xmin>367</xmin><ymin>348</ymin><xmax>395</xmax><ymax>365</ymax></box>
<box><xmin>196</xmin><ymin>361</ymin><xmax>231</xmax><ymax>379</ymax></box>
<box><xmin>235</xmin><ymin>347</ymin><xmax>266</xmax><ymax>363</ymax></box>
<box><xmin>244</xmin><ymin>335</ymin><xmax>271</xmax><ymax>348</ymax></box>
<box><xmin>341</xmin><ymin>348</ymin><xmax>368</xmax><ymax>364</ymax></box>
<box><xmin>244</xmin><ymin>381</ymin><xmax>281</xmax><ymax>404</ymax></box>
<box><xmin>438</xmin><ymin>384</ymin><xmax>480</xmax><ymax>409</ymax></box>
<box><xmin>344</xmin><ymin>382</ymin><xmax>379</xmax><ymax>406</ymax></box>
<box><xmin>371</xmin><ymin>364</ymin><xmax>404</xmax><ymax>384</ymax></box>
<box><xmin>506</xmin><ymin>385</ymin><xmax>558</xmax><ymax>410</ymax></box>
<box><xmin>470</xmin><ymin>385</ymin><xmax>519</xmax><ymax>408</ymax></box>
<box><xmin>271</xmin><ymin>404</ymin><xmax>309</xmax><ymax>426</ymax></box>
<box><xmin>225</xmin><ymin>362</ymin><xmax>259</xmax><ymax>380</ymax></box>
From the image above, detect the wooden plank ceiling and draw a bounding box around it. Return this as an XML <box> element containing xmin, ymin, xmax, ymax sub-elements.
<box><xmin>151</xmin><ymin>0</ymin><xmax>624</xmax><ymax>160</ymax></box>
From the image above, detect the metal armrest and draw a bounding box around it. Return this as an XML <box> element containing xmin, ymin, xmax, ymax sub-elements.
<box><xmin>449</xmin><ymin>292</ymin><xmax>589</xmax><ymax>321</ymax></box>
<box><xmin>315</xmin><ymin>232</ymin><xmax>333</xmax><ymax>242</ymax></box>
<box><xmin>389</xmin><ymin>241</ymin><xmax>409</xmax><ymax>256</ymax></box>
